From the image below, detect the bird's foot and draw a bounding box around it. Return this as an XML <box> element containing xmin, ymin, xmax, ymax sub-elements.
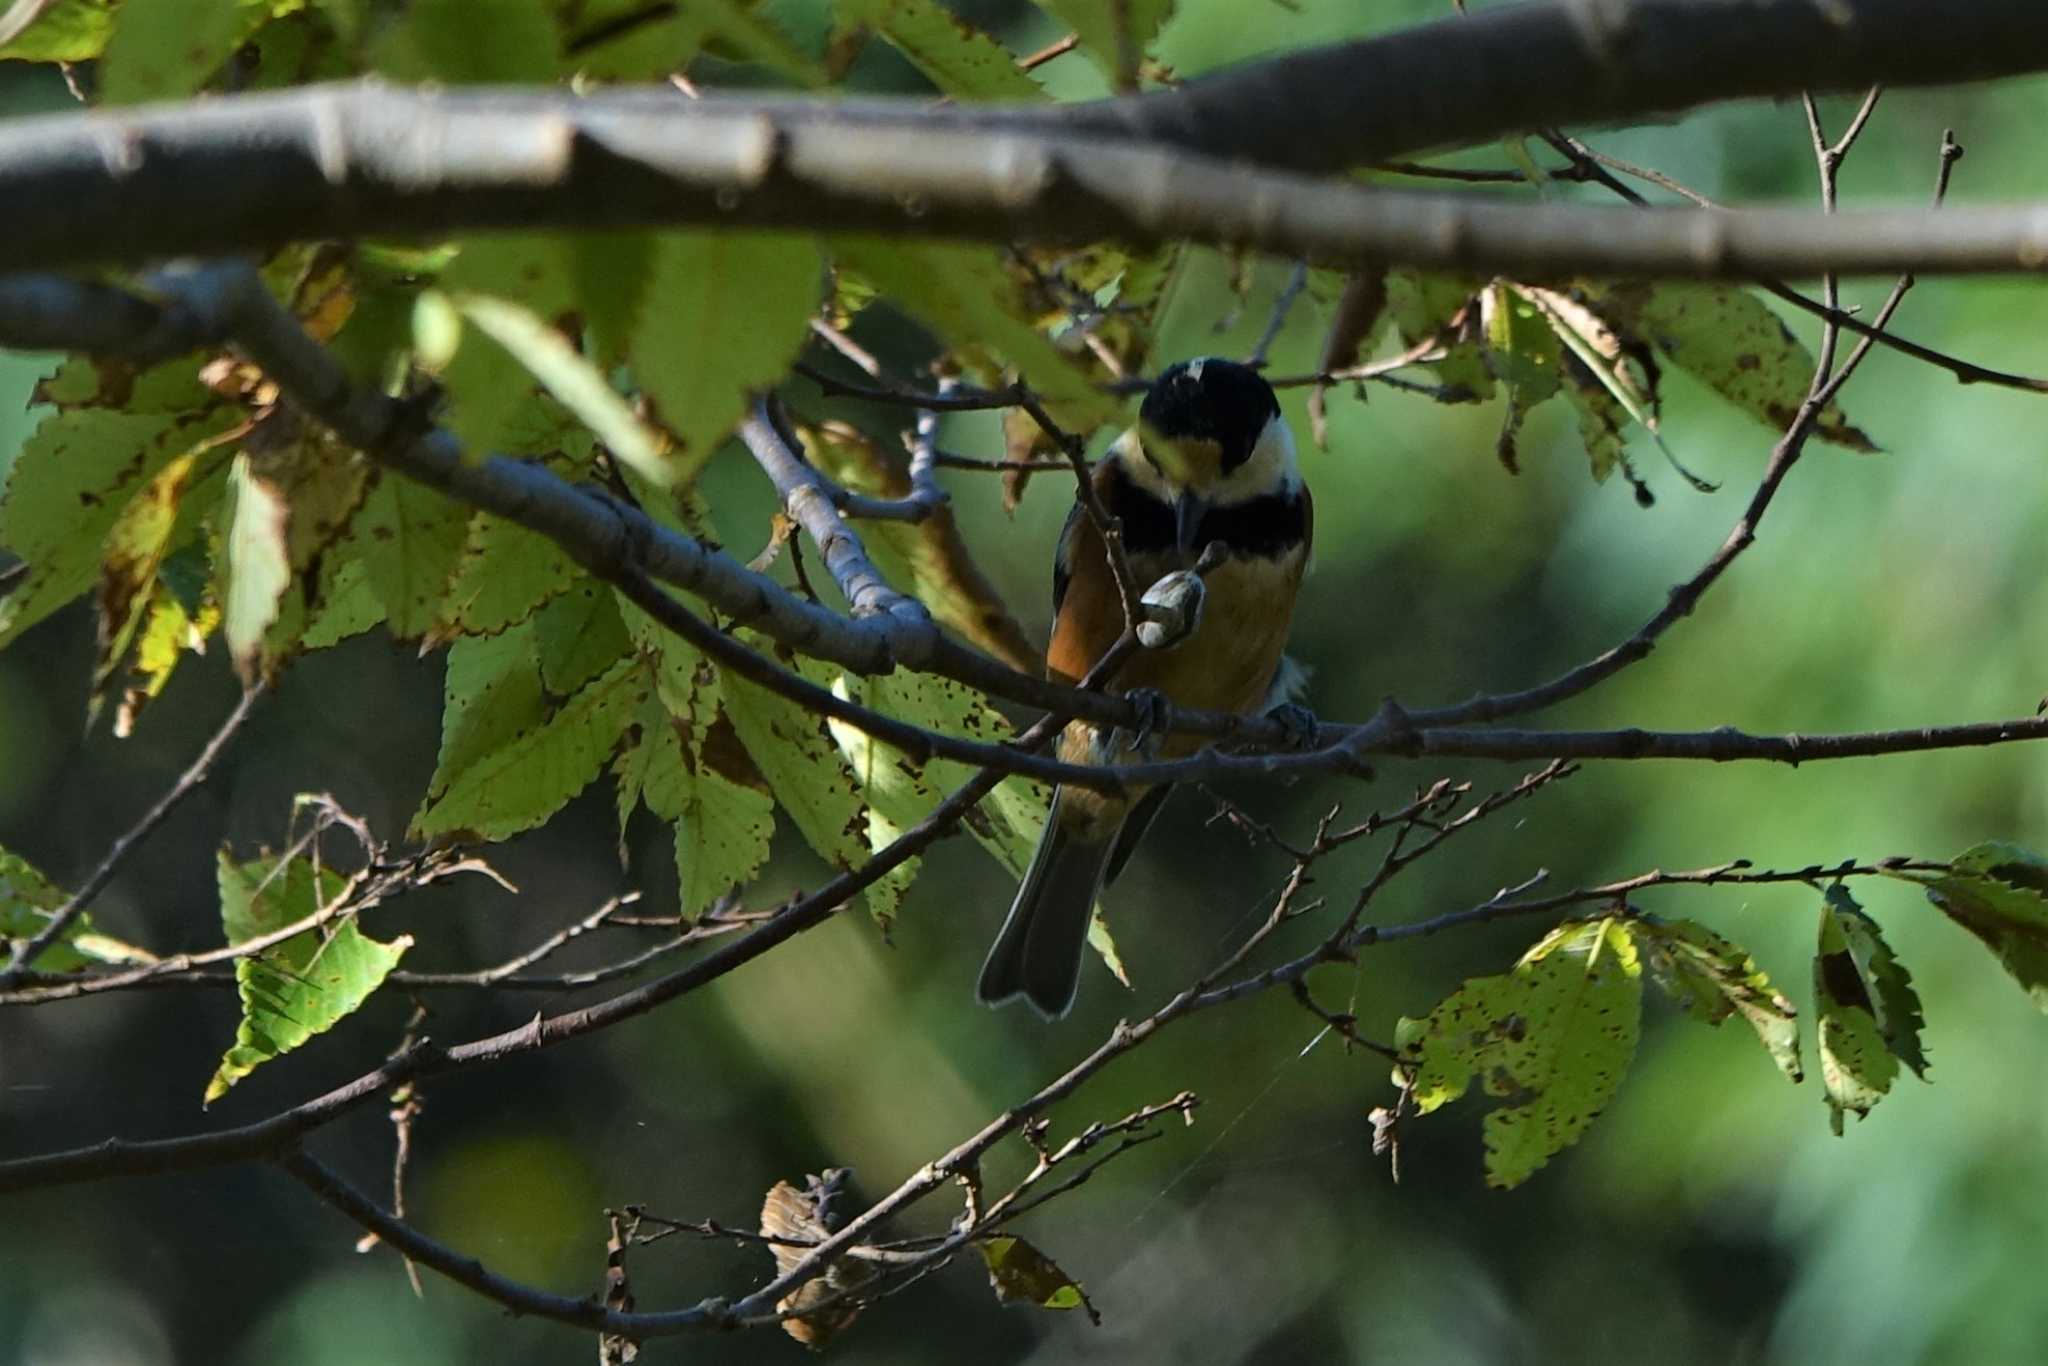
<box><xmin>1136</xmin><ymin>569</ymin><xmax>1206</xmax><ymax>650</ymax></box>
<box><xmin>1265</xmin><ymin>701</ymin><xmax>1321</xmax><ymax>751</ymax></box>
<box><xmin>1120</xmin><ymin>688</ymin><xmax>1175</xmax><ymax>755</ymax></box>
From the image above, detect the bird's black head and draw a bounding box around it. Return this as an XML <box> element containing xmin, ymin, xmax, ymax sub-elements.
<box><xmin>1139</xmin><ymin>357</ymin><xmax>1283</xmax><ymax>477</ymax></box>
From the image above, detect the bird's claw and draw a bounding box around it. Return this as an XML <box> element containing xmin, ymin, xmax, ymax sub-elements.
<box><xmin>1120</xmin><ymin>688</ymin><xmax>1174</xmax><ymax>755</ymax></box>
<box><xmin>1265</xmin><ymin>701</ymin><xmax>1320</xmax><ymax>751</ymax></box>
<box><xmin>1137</xmin><ymin>570</ymin><xmax>1206</xmax><ymax>650</ymax></box>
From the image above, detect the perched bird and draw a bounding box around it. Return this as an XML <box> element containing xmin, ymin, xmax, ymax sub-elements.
<box><xmin>978</xmin><ymin>357</ymin><xmax>1313</xmax><ymax>1017</ymax></box>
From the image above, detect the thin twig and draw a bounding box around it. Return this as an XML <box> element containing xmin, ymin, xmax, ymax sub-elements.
<box><xmin>0</xmin><ymin>684</ymin><xmax>262</xmax><ymax>987</ymax></box>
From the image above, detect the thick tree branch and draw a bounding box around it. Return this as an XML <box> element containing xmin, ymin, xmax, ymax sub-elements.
<box><xmin>6</xmin><ymin>73</ymin><xmax>2048</xmax><ymax>279</ymax></box>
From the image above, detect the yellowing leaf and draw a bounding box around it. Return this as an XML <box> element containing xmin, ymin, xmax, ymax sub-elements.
<box><xmin>206</xmin><ymin>850</ymin><xmax>408</xmax><ymax>1103</ymax></box>
<box><xmin>0</xmin><ymin>0</ymin><xmax>114</xmax><ymax>61</ymax></box>
<box><xmin>1599</xmin><ymin>282</ymin><xmax>1875</xmax><ymax>451</ymax></box>
<box><xmin>978</xmin><ymin>1236</ymin><xmax>1099</xmax><ymax>1320</ymax></box>
<box><xmin>631</xmin><ymin>233</ymin><xmax>824</xmax><ymax>486</ymax></box>
<box><xmin>1397</xmin><ymin>917</ymin><xmax>1641</xmax><ymax>1189</ymax></box>
<box><xmin>1637</xmin><ymin>915</ymin><xmax>1801</xmax><ymax>1082</ymax></box>
<box><xmin>219</xmin><ymin>453</ymin><xmax>293</xmax><ymax>683</ymax></box>
<box><xmin>92</xmin><ymin>448</ymin><xmax>204</xmax><ymax>714</ymax></box>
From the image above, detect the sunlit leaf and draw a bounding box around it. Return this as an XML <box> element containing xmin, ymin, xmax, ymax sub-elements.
<box><xmin>1904</xmin><ymin>841</ymin><xmax>2048</xmax><ymax>1011</ymax></box>
<box><xmin>456</xmin><ymin>291</ymin><xmax>675</xmax><ymax>489</ymax></box>
<box><xmin>1596</xmin><ymin>282</ymin><xmax>1875</xmax><ymax>451</ymax></box>
<box><xmin>1813</xmin><ymin>885</ymin><xmax>1924</xmax><ymax>1135</ymax></box>
<box><xmin>721</xmin><ymin>634</ymin><xmax>867</xmax><ymax>877</ymax></box>
<box><xmin>626</xmin><ymin>233</ymin><xmax>822</xmax><ymax>486</ymax></box>
<box><xmin>0</xmin><ymin>845</ymin><xmax>154</xmax><ymax>974</ymax></box>
<box><xmin>1397</xmin><ymin>917</ymin><xmax>1641</xmax><ymax>1189</ymax></box>
<box><xmin>205</xmin><ymin>850</ymin><xmax>409</xmax><ymax>1103</ymax></box>
<box><xmin>351</xmin><ymin>472</ymin><xmax>468</xmax><ymax>640</ymax></box>
<box><xmin>978</xmin><ymin>1235</ymin><xmax>1100</xmax><ymax>1320</ymax></box>
<box><xmin>0</xmin><ymin>0</ymin><xmax>114</xmax><ymax>60</ymax></box>
<box><xmin>1636</xmin><ymin>915</ymin><xmax>1801</xmax><ymax>1082</ymax></box>
<box><xmin>437</xmin><ymin>510</ymin><xmax>579</xmax><ymax>637</ymax></box>
<box><xmin>91</xmin><ymin>448</ymin><xmax>206</xmax><ymax>715</ymax></box>
<box><xmin>412</xmin><ymin>656</ymin><xmax>644</xmax><ymax>841</ymax></box>
<box><xmin>423</xmin><ymin>621</ymin><xmax>546</xmax><ymax>806</ymax></box>
<box><xmin>1479</xmin><ymin>280</ymin><xmax>1559</xmax><ymax>474</ymax></box>
<box><xmin>0</xmin><ymin>362</ymin><xmax>237</xmax><ymax>649</ymax></box>
<box><xmin>759</xmin><ymin>1172</ymin><xmax>870</xmax><ymax>1349</ymax></box>
<box><xmin>219</xmin><ymin>453</ymin><xmax>293</xmax><ymax>682</ymax></box>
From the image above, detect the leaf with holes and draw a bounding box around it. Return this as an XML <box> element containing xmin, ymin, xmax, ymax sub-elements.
<box><xmin>1637</xmin><ymin>915</ymin><xmax>1801</xmax><ymax>1082</ymax></box>
<box><xmin>1397</xmin><ymin>917</ymin><xmax>1641</xmax><ymax>1189</ymax></box>
<box><xmin>1813</xmin><ymin>886</ymin><xmax>1925</xmax><ymax>1134</ymax></box>
<box><xmin>1596</xmin><ymin>282</ymin><xmax>1875</xmax><ymax>451</ymax></box>
<box><xmin>720</xmin><ymin>634</ymin><xmax>868</xmax><ymax>878</ymax></box>
<box><xmin>1903</xmin><ymin>841</ymin><xmax>2048</xmax><ymax>1011</ymax></box>
<box><xmin>978</xmin><ymin>1236</ymin><xmax>1100</xmax><ymax>1321</ymax></box>
<box><xmin>348</xmin><ymin>472</ymin><xmax>469</xmax><ymax>640</ymax></box>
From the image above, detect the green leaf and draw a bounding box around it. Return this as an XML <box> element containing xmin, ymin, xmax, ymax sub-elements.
<box><xmin>456</xmin><ymin>291</ymin><xmax>675</xmax><ymax>489</ymax></box>
<box><xmin>1813</xmin><ymin>885</ymin><xmax>1925</xmax><ymax>1134</ymax></box>
<box><xmin>977</xmin><ymin>1236</ymin><xmax>1099</xmax><ymax>1320</ymax></box>
<box><xmin>556</xmin><ymin>0</ymin><xmax>709</xmax><ymax>79</ymax></box>
<box><xmin>0</xmin><ymin>845</ymin><xmax>153</xmax><ymax>974</ymax></box>
<box><xmin>630</xmin><ymin>233</ymin><xmax>824</xmax><ymax>486</ymax></box>
<box><xmin>1397</xmin><ymin>917</ymin><xmax>1642</xmax><ymax>1189</ymax></box>
<box><xmin>1636</xmin><ymin>915</ymin><xmax>1801</xmax><ymax>1082</ymax></box>
<box><xmin>1383</xmin><ymin>270</ymin><xmax>1491</xmax><ymax>402</ymax></box>
<box><xmin>423</xmin><ymin>621</ymin><xmax>547</xmax><ymax>810</ymax></box>
<box><xmin>1559</xmin><ymin>356</ymin><xmax>1631</xmax><ymax>486</ymax></box>
<box><xmin>0</xmin><ymin>365</ymin><xmax>237</xmax><ymax>648</ymax></box>
<box><xmin>100</xmin><ymin>0</ymin><xmax>249</xmax><ymax>104</ymax></box>
<box><xmin>1906</xmin><ymin>841</ymin><xmax>2048</xmax><ymax>1011</ymax></box>
<box><xmin>720</xmin><ymin>637</ymin><xmax>867</xmax><ymax>877</ymax></box>
<box><xmin>300</xmin><ymin>553</ymin><xmax>384</xmax><ymax>650</ymax></box>
<box><xmin>219</xmin><ymin>452</ymin><xmax>293</xmax><ymax>683</ymax></box>
<box><xmin>350</xmin><ymin>472</ymin><xmax>468</xmax><ymax>640</ymax></box>
<box><xmin>832</xmin><ymin>239</ymin><xmax>1123</xmax><ymax>434</ymax></box>
<box><xmin>834</xmin><ymin>0</ymin><xmax>1047</xmax><ymax>100</ymax></box>
<box><xmin>205</xmin><ymin>850</ymin><xmax>409</xmax><ymax>1103</ymax></box>
<box><xmin>632</xmin><ymin>693</ymin><xmax>778</xmax><ymax>921</ymax></box>
<box><xmin>440</xmin><ymin>235</ymin><xmax>577</xmax><ymax>321</ymax></box>
<box><xmin>536</xmin><ymin>579</ymin><xmax>631</xmax><ymax>696</ymax></box>
<box><xmin>415</xmin><ymin>289</ymin><xmax>530</xmax><ymax>458</ymax></box>
<box><xmin>91</xmin><ymin>448</ymin><xmax>206</xmax><ymax>715</ymax></box>
<box><xmin>373</xmin><ymin>0</ymin><xmax>559</xmax><ymax>82</ymax></box>
<box><xmin>1033</xmin><ymin>0</ymin><xmax>1172</xmax><ymax>88</ymax></box>
<box><xmin>1480</xmin><ymin>281</ymin><xmax>1559</xmax><ymax>474</ymax></box>
<box><xmin>437</xmin><ymin>511</ymin><xmax>579</xmax><ymax>638</ymax></box>
<box><xmin>0</xmin><ymin>0</ymin><xmax>114</xmax><ymax>60</ymax></box>
<box><xmin>1598</xmin><ymin>282</ymin><xmax>1875</xmax><ymax>451</ymax></box>
<box><xmin>414</xmin><ymin>655</ymin><xmax>644</xmax><ymax>842</ymax></box>
<box><xmin>570</xmin><ymin>231</ymin><xmax>657</xmax><ymax>368</ymax></box>
<box><xmin>685</xmin><ymin>0</ymin><xmax>823</xmax><ymax>85</ymax></box>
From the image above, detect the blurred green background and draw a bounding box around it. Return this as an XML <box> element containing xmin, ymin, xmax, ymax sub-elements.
<box><xmin>7</xmin><ymin>1</ymin><xmax>2048</xmax><ymax>1363</ymax></box>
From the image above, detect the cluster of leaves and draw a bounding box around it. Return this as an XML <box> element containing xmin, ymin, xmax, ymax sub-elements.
<box><xmin>1394</xmin><ymin>843</ymin><xmax>2048</xmax><ymax>1188</ymax></box>
<box><xmin>0</xmin><ymin>0</ymin><xmax>1900</xmax><ymax>1197</ymax></box>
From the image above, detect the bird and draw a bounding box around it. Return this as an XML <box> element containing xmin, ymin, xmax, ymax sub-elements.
<box><xmin>977</xmin><ymin>357</ymin><xmax>1314</xmax><ymax>1018</ymax></box>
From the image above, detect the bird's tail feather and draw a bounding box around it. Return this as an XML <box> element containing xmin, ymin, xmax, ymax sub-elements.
<box><xmin>977</xmin><ymin>789</ymin><xmax>1115</xmax><ymax>1018</ymax></box>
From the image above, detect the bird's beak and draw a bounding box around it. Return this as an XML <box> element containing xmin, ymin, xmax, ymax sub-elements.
<box><xmin>1174</xmin><ymin>490</ymin><xmax>1209</xmax><ymax>558</ymax></box>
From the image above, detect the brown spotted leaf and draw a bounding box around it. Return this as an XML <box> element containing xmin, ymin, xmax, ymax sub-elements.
<box><xmin>1396</xmin><ymin>917</ymin><xmax>1641</xmax><ymax>1189</ymax></box>
<box><xmin>1899</xmin><ymin>842</ymin><xmax>2048</xmax><ymax>1012</ymax></box>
